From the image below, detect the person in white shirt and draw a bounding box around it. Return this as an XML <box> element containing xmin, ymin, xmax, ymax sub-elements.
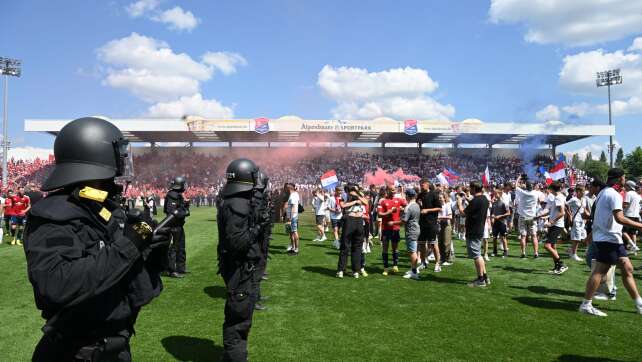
<box><xmin>312</xmin><ymin>189</ymin><xmax>328</xmax><ymax>242</ymax></box>
<box><xmin>566</xmin><ymin>186</ymin><xmax>588</xmax><ymax>262</ymax></box>
<box><xmin>515</xmin><ymin>176</ymin><xmax>540</xmax><ymax>258</ymax></box>
<box><xmin>622</xmin><ymin>181</ymin><xmax>641</xmax><ymax>253</ymax></box>
<box><xmin>0</xmin><ymin>195</ymin><xmax>4</xmax><ymax>243</ymax></box>
<box><xmin>580</xmin><ymin>168</ymin><xmax>642</xmax><ymax>317</ymax></box>
<box><xmin>438</xmin><ymin>193</ymin><xmax>454</xmax><ymax>265</ymax></box>
<box><xmin>327</xmin><ymin>189</ymin><xmax>343</xmax><ymax>249</ymax></box>
<box><xmin>285</xmin><ymin>183</ymin><xmax>301</xmax><ymax>254</ymax></box>
<box><xmin>536</xmin><ymin>182</ymin><xmax>568</xmax><ymax>274</ymax></box>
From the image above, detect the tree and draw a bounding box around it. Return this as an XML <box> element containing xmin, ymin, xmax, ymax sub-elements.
<box><xmin>585</xmin><ymin>152</ymin><xmax>593</xmax><ymax>163</ymax></box>
<box><xmin>599</xmin><ymin>151</ymin><xmax>607</xmax><ymax>163</ymax></box>
<box><xmin>571</xmin><ymin>153</ymin><xmax>581</xmax><ymax>168</ymax></box>
<box><xmin>623</xmin><ymin>147</ymin><xmax>642</xmax><ymax>179</ymax></box>
<box><xmin>616</xmin><ymin>148</ymin><xmax>624</xmax><ymax>166</ymax></box>
<box><xmin>582</xmin><ymin>159</ymin><xmax>609</xmax><ymax>181</ymax></box>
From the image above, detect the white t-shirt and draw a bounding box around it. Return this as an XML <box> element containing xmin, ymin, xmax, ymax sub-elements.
<box><xmin>327</xmin><ymin>196</ymin><xmax>342</xmax><ymax>220</ymax></box>
<box><xmin>501</xmin><ymin>193</ymin><xmax>512</xmax><ymax>210</ymax></box>
<box><xmin>312</xmin><ymin>195</ymin><xmax>327</xmax><ymax>216</ymax></box>
<box><xmin>287</xmin><ymin>191</ymin><xmax>300</xmax><ymax>219</ymax></box>
<box><xmin>549</xmin><ymin>193</ymin><xmax>566</xmax><ymax>228</ymax></box>
<box><xmin>567</xmin><ymin>196</ymin><xmax>586</xmax><ymax>223</ymax></box>
<box><xmin>516</xmin><ymin>187</ymin><xmax>538</xmax><ymax>219</ymax></box>
<box><xmin>439</xmin><ymin>201</ymin><xmax>452</xmax><ymax>220</ymax></box>
<box><xmin>593</xmin><ymin>187</ymin><xmax>624</xmax><ymax>244</ymax></box>
<box><xmin>624</xmin><ymin>190</ymin><xmax>641</xmax><ymax>218</ymax></box>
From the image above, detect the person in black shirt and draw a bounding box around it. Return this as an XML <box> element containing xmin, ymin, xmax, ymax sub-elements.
<box><xmin>417</xmin><ymin>178</ymin><xmax>442</xmax><ymax>272</ymax></box>
<box><xmin>458</xmin><ymin>181</ymin><xmax>490</xmax><ymax>287</ymax></box>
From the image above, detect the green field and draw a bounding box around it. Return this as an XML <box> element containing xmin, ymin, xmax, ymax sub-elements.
<box><xmin>1</xmin><ymin>207</ymin><xmax>642</xmax><ymax>361</ymax></box>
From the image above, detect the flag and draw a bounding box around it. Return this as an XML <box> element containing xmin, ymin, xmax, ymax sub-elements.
<box><xmin>539</xmin><ymin>166</ymin><xmax>553</xmax><ymax>185</ymax></box>
<box><xmin>437</xmin><ymin>172</ymin><xmax>449</xmax><ymax>186</ymax></box>
<box><xmin>320</xmin><ymin>170</ymin><xmax>339</xmax><ymax>190</ymax></box>
<box><xmin>442</xmin><ymin>168</ymin><xmax>460</xmax><ymax>183</ymax></box>
<box><xmin>482</xmin><ymin>165</ymin><xmax>490</xmax><ymax>187</ymax></box>
<box><xmin>549</xmin><ymin>158</ymin><xmax>566</xmax><ymax>181</ymax></box>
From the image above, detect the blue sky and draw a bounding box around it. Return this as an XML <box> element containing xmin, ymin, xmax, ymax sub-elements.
<box><xmin>2</xmin><ymin>0</ymin><xmax>642</xmax><ymax>159</ymax></box>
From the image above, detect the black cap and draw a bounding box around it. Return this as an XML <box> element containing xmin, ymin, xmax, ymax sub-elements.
<box><xmin>607</xmin><ymin>168</ymin><xmax>625</xmax><ymax>180</ymax></box>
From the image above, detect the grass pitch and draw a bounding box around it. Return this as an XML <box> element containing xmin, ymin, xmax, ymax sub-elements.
<box><xmin>1</xmin><ymin>207</ymin><xmax>642</xmax><ymax>361</ymax></box>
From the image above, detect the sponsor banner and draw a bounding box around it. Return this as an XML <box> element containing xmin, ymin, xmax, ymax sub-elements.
<box><xmin>296</xmin><ymin>119</ymin><xmax>400</xmax><ymax>133</ymax></box>
<box><xmin>185</xmin><ymin>119</ymin><xmax>250</xmax><ymax>132</ymax></box>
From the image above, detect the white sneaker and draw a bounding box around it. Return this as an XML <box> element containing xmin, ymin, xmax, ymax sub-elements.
<box><xmin>320</xmin><ymin>235</ymin><xmax>327</xmax><ymax>242</ymax></box>
<box><xmin>428</xmin><ymin>254</ymin><xmax>436</xmax><ymax>262</ymax></box>
<box><xmin>579</xmin><ymin>303</ymin><xmax>607</xmax><ymax>317</ymax></box>
<box><xmin>441</xmin><ymin>261</ymin><xmax>453</xmax><ymax>266</ymax></box>
<box><xmin>637</xmin><ymin>304</ymin><xmax>642</xmax><ymax>315</ymax></box>
<box><xmin>403</xmin><ymin>272</ymin><xmax>419</xmax><ymax>280</ymax></box>
<box><xmin>333</xmin><ymin>240</ymin><xmax>341</xmax><ymax>249</ymax></box>
<box><xmin>353</xmin><ymin>272</ymin><xmax>360</xmax><ymax>279</ymax></box>
<box><xmin>286</xmin><ymin>246</ymin><xmax>293</xmax><ymax>252</ymax></box>
<box><xmin>417</xmin><ymin>263</ymin><xmax>426</xmax><ymax>271</ymax></box>
<box><xmin>434</xmin><ymin>265</ymin><xmax>442</xmax><ymax>273</ymax></box>
<box><xmin>571</xmin><ymin>254</ymin><xmax>583</xmax><ymax>262</ymax></box>
<box><xmin>336</xmin><ymin>271</ymin><xmax>343</xmax><ymax>278</ymax></box>
<box><xmin>312</xmin><ymin>238</ymin><xmax>320</xmax><ymax>242</ymax></box>
<box><xmin>593</xmin><ymin>293</ymin><xmax>616</xmax><ymax>301</ymax></box>
<box><xmin>484</xmin><ymin>254</ymin><xmax>490</xmax><ymax>262</ymax></box>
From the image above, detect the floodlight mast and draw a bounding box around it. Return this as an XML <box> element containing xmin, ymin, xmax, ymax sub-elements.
<box><xmin>0</xmin><ymin>57</ymin><xmax>21</xmax><ymax>188</ymax></box>
<box><xmin>596</xmin><ymin>68</ymin><xmax>622</xmax><ymax>168</ymax></box>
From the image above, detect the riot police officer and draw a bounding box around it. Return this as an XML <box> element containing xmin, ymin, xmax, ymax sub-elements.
<box><xmin>252</xmin><ymin>170</ymin><xmax>272</xmax><ymax>311</ymax></box>
<box><xmin>24</xmin><ymin>117</ymin><xmax>170</xmax><ymax>361</ymax></box>
<box><xmin>217</xmin><ymin>158</ymin><xmax>264</xmax><ymax>362</ymax></box>
<box><xmin>165</xmin><ymin>176</ymin><xmax>189</xmax><ymax>278</ymax></box>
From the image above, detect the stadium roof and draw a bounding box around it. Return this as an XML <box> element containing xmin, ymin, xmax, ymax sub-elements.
<box><xmin>25</xmin><ymin>116</ymin><xmax>614</xmax><ymax>147</ymax></box>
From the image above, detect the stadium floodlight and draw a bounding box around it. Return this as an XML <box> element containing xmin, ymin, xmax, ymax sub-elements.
<box><xmin>0</xmin><ymin>57</ymin><xmax>22</xmax><ymax>188</ymax></box>
<box><xmin>596</xmin><ymin>68</ymin><xmax>622</xmax><ymax>168</ymax></box>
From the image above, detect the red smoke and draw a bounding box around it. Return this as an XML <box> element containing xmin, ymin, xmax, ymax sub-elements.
<box><xmin>363</xmin><ymin>167</ymin><xmax>419</xmax><ymax>186</ymax></box>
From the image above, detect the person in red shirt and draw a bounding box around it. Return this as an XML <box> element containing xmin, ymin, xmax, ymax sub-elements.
<box><xmin>11</xmin><ymin>186</ymin><xmax>30</xmax><ymax>245</ymax></box>
<box><xmin>378</xmin><ymin>186</ymin><xmax>407</xmax><ymax>275</ymax></box>
<box><xmin>4</xmin><ymin>190</ymin><xmax>15</xmax><ymax>239</ymax></box>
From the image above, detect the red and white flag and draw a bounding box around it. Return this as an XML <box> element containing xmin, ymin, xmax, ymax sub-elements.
<box><xmin>482</xmin><ymin>165</ymin><xmax>490</xmax><ymax>187</ymax></box>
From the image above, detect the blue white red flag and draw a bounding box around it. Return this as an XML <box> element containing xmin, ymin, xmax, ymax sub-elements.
<box><xmin>321</xmin><ymin>170</ymin><xmax>339</xmax><ymax>190</ymax></box>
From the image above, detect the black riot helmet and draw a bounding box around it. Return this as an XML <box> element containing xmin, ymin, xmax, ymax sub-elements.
<box><xmin>171</xmin><ymin>176</ymin><xmax>186</xmax><ymax>192</ymax></box>
<box><xmin>255</xmin><ymin>170</ymin><xmax>269</xmax><ymax>191</ymax></box>
<box><xmin>220</xmin><ymin>158</ymin><xmax>258</xmax><ymax>197</ymax></box>
<box><xmin>42</xmin><ymin>117</ymin><xmax>131</xmax><ymax>191</ymax></box>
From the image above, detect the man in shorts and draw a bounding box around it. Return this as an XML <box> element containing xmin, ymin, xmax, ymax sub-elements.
<box><xmin>328</xmin><ymin>188</ymin><xmax>343</xmax><ymax>249</ymax></box>
<box><xmin>11</xmin><ymin>187</ymin><xmax>30</xmax><ymax>246</ymax></box>
<box><xmin>580</xmin><ymin>168</ymin><xmax>642</xmax><ymax>317</ymax></box>
<box><xmin>491</xmin><ymin>189</ymin><xmax>511</xmax><ymax>258</ymax></box>
<box><xmin>515</xmin><ymin>176</ymin><xmax>540</xmax><ymax>258</ymax></box>
<box><xmin>285</xmin><ymin>183</ymin><xmax>300</xmax><ymax>255</ymax></box>
<box><xmin>312</xmin><ymin>189</ymin><xmax>328</xmax><ymax>242</ymax></box>
<box><xmin>378</xmin><ymin>187</ymin><xmax>406</xmax><ymax>275</ymax></box>
<box><xmin>459</xmin><ymin>181</ymin><xmax>490</xmax><ymax>287</ymax></box>
<box><xmin>622</xmin><ymin>180</ymin><xmax>641</xmax><ymax>253</ymax></box>
<box><xmin>537</xmin><ymin>182</ymin><xmax>568</xmax><ymax>275</ymax></box>
<box><xmin>390</xmin><ymin>189</ymin><xmax>421</xmax><ymax>280</ymax></box>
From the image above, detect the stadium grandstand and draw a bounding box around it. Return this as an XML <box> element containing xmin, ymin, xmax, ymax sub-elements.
<box><xmin>21</xmin><ymin>116</ymin><xmax>613</xmax><ymax>204</ymax></box>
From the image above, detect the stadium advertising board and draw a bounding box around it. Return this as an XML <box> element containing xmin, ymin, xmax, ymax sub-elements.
<box><xmin>186</xmin><ymin>118</ymin><xmax>250</xmax><ymax>132</ymax></box>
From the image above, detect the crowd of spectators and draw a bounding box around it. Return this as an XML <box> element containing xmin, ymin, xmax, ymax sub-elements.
<box><xmin>0</xmin><ymin>149</ymin><xmax>587</xmax><ymax>206</ymax></box>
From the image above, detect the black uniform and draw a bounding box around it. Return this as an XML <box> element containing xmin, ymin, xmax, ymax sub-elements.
<box><xmin>24</xmin><ymin>190</ymin><xmax>165</xmax><ymax>361</ymax></box>
<box><xmin>251</xmin><ymin>186</ymin><xmax>272</xmax><ymax>304</ymax></box>
<box><xmin>164</xmin><ymin>190</ymin><xmax>187</xmax><ymax>274</ymax></box>
<box><xmin>217</xmin><ymin>192</ymin><xmax>262</xmax><ymax>362</ymax></box>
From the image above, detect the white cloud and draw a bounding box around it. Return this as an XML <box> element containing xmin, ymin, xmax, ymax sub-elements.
<box><xmin>565</xmin><ymin>141</ymin><xmax>620</xmax><ymax>161</ymax></box>
<box><xmin>8</xmin><ymin>147</ymin><xmax>53</xmax><ymax>161</ymax></box>
<box><xmin>147</xmin><ymin>93</ymin><xmax>234</xmax><ymax>118</ymax></box>
<box><xmin>535</xmin><ymin>104</ymin><xmax>560</xmax><ymax>122</ymax></box>
<box><xmin>489</xmin><ymin>0</ymin><xmax>642</xmax><ymax>46</ymax></box>
<box><xmin>151</xmin><ymin>6</ymin><xmax>200</xmax><ymax>32</ymax></box>
<box><xmin>318</xmin><ymin>65</ymin><xmax>454</xmax><ymax>120</ymax></box>
<box><xmin>628</xmin><ymin>37</ymin><xmax>642</xmax><ymax>52</ymax></box>
<box><xmin>97</xmin><ymin>33</ymin><xmax>245</xmax><ymax>104</ymax></box>
<box><xmin>202</xmin><ymin>52</ymin><xmax>248</xmax><ymax>75</ymax></box>
<box><xmin>125</xmin><ymin>0</ymin><xmax>159</xmax><ymax>17</ymax></box>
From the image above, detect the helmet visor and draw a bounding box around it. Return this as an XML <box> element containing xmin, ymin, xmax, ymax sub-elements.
<box><xmin>114</xmin><ymin>139</ymin><xmax>134</xmax><ymax>183</ymax></box>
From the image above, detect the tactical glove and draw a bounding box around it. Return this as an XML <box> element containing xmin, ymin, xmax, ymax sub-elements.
<box><xmin>124</xmin><ymin>209</ymin><xmax>154</xmax><ymax>251</ymax></box>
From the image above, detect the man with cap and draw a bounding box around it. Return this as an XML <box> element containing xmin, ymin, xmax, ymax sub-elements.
<box><xmin>580</xmin><ymin>168</ymin><xmax>642</xmax><ymax>317</ymax></box>
<box><xmin>23</xmin><ymin>117</ymin><xmax>171</xmax><ymax>361</ymax></box>
<box><xmin>217</xmin><ymin>158</ymin><xmax>264</xmax><ymax>361</ymax></box>
<box><xmin>622</xmin><ymin>180</ymin><xmax>641</xmax><ymax>253</ymax></box>
<box><xmin>164</xmin><ymin>176</ymin><xmax>190</xmax><ymax>278</ymax></box>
